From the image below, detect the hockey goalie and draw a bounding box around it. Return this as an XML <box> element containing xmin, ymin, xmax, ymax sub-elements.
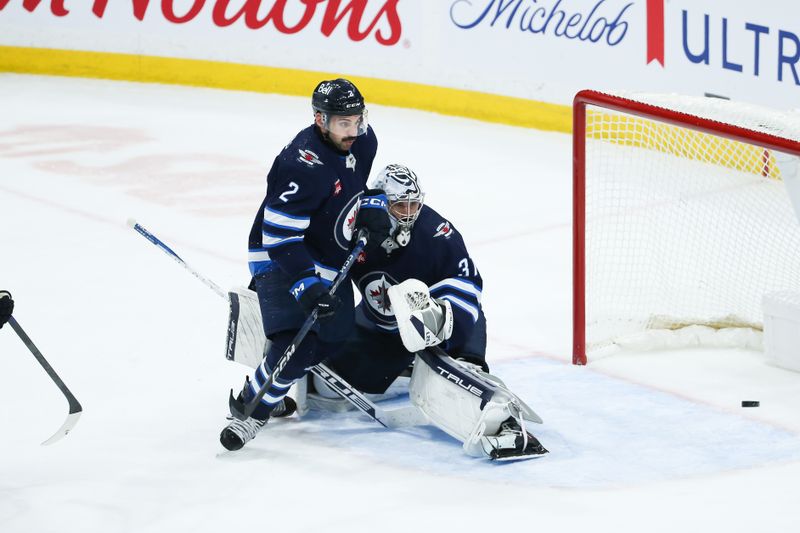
<box><xmin>225</xmin><ymin>164</ymin><xmax>547</xmax><ymax>461</ymax></box>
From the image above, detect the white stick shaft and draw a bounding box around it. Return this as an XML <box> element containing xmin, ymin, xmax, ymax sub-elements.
<box><xmin>127</xmin><ymin>219</ymin><xmax>418</xmax><ymax>428</ymax></box>
<box><xmin>127</xmin><ymin>218</ymin><xmax>227</xmax><ymax>299</ymax></box>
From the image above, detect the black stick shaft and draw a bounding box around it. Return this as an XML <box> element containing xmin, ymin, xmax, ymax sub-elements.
<box><xmin>8</xmin><ymin>317</ymin><xmax>82</xmax><ymax>414</ymax></box>
<box><xmin>233</xmin><ymin>232</ymin><xmax>368</xmax><ymax>420</ymax></box>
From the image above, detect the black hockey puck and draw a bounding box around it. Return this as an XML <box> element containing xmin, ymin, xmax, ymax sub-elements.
<box><xmin>741</xmin><ymin>400</ymin><xmax>760</xmax><ymax>407</ymax></box>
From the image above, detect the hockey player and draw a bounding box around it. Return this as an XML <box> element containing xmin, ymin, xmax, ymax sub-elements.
<box><xmin>316</xmin><ymin>164</ymin><xmax>548</xmax><ymax>460</ymax></box>
<box><xmin>0</xmin><ymin>290</ymin><xmax>13</xmax><ymax>328</ymax></box>
<box><xmin>220</xmin><ymin>79</ymin><xmax>392</xmax><ymax>451</ymax></box>
<box><xmin>330</xmin><ymin>163</ymin><xmax>488</xmax><ymax>389</ymax></box>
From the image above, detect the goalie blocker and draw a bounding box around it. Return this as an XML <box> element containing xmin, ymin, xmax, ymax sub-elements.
<box><xmin>225</xmin><ymin>286</ymin><xmax>269</xmax><ymax>369</ymax></box>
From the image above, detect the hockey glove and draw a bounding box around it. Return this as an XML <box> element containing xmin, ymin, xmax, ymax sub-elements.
<box><xmin>289</xmin><ymin>270</ymin><xmax>340</xmax><ymax>321</ymax></box>
<box><xmin>0</xmin><ymin>290</ymin><xmax>13</xmax><ymax>329</ymax></box>
<box><xmin>355</xmin><ymin>189</ymin><xmax>392</xmax><ymax>254</ymax></box>
<box><xmin>388</xmin><ymin>279</ymin><xmax>454</xmax><ymax>353</ymax></box>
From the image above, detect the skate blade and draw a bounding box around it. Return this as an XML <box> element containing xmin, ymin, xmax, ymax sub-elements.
<box><xmin>491</xmin><ymin>451</ymin><xmax>549</xmax><ymax>462</ymax></box>
<box><xmin>490</xmin><ymin>445</ymin><xmax>549</xmax><ymax>462</ymax></box>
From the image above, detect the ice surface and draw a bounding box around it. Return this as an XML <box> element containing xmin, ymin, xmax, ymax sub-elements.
<box><xmin>2</xmin><ymin>75</ymin><xmax>800</xmax><ymax>532</ymax></box>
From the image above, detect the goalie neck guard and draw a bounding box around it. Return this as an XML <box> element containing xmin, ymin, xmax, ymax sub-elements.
<box><xmin>370</xmin><ymin>164</ymin><xmax>425</xmax><ymax>250</ymax></box>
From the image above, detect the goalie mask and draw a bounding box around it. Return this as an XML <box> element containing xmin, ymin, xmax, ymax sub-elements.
<box><xmin>370</xmin><ymin>164</ymin><xmax>425</xmax><ymax>251</ymax></box>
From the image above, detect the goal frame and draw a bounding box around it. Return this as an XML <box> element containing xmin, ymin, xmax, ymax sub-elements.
<box><xmin>573</xmin><ymin>89</ymin><xmax>800</xmax><ymax>365</ymax></box>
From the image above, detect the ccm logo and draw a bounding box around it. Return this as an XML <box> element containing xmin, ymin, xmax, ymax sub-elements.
<box><xmin>436</xmin><ymin>366</ymin><xmax>483</xmax><ymax>397</ymax></box>
<box><xmin>361</xmin><ymin>197</ymin><xmax>386</xmax><ymax>208</ymax></box>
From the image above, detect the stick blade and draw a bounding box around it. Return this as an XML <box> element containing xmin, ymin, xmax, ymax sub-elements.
<box><xmin>41</xmin><ymin>410</ymin><xmax>82</xmax><ymax>446</ymax></box>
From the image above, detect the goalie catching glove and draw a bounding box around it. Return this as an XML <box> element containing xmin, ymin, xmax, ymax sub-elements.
<box><xmin>388</xmin><ymin>279</ymin><xmax>453</xmax><ymax>352</ymax></box>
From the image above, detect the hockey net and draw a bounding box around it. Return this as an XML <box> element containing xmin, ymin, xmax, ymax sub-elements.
<box><xmin>573</xmin><ymin>90</ymin><xmax>800</xmax><ymax>365</ymax></box>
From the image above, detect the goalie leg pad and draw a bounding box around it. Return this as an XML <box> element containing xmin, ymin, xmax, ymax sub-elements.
<box><xmin>226</xmin><ymin>287</ymin><xmax>271</xmax><ymax>369</ymax></box>
<box><xmin>408</xmin><ymin>350</ymin><xmax>544</xmax><ymax>459</ymax></box>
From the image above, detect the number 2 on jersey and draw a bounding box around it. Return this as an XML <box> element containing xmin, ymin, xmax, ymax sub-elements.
<box><xmin>279</xmin><ymin>182</ymin><xmax>299</xmax><ymax>202</ymax></box>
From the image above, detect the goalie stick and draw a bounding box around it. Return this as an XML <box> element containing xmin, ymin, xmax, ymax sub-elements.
<box><xmin>128</xmin><ymin>219</ymin><xmax>423</xmax><ymax>428</ymax></box>
<box><xmin>307</xmin><ymin>362</ymin><xmax>426</xmax><ymax>427</ymax></box>
<box><xmin>7</xmin><ymin>316</ymin><xmax>82</xmax><ymax>445</ymax></box>
<box><xmin>127</xmin><ymin>218</ymin><xmax>226</xmax><ymax>299</ymax></box>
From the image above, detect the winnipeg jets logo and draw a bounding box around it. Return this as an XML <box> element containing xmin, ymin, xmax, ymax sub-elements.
<box><xmin>298</xmin><ymin>149</ymin><xmax>323</xmax><ymax>167</ymax></box>
<box><xmin>346</xmin><ymin>153</ymin><xmax>357</xmax><ymax>170</ymax></box>
<box><xmin>434</xmin><ymin>221</ymin><xmax>453</xmax><ymax>239</ymax></box>
<box><xmin>346</xmin><ymin>208</ymin><xmax>357</xmax><ymax>235</ymax></box>
<box><xmin>334</xmin><ymin>193</ymin><xmax>362</xmax><ymax>250</ymax></box>
<box><xmin>364</xmin><ymin>275</ymin><xmax>395</xmax><ymax>316</ymax></box>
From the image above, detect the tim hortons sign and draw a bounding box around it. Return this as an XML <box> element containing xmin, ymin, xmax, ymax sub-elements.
<box><xmin>0</xmin><ymin>0</ymin><xmax>403</xmax><ymax>45</ymax></box>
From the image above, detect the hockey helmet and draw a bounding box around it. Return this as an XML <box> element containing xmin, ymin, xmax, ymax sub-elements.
<box><xmin>370</xmin><ymin>164</ymin><xmax>425</xmax><ymax>249</ymax></box>
<box><xmin>312</xmin><ymin>78</ymin><xmax>368</xmax><ymax>136</ymax></box>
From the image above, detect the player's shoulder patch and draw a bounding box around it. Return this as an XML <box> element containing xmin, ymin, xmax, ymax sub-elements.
<box><xmin>433</xmin><ymin>220</ymin><xmax>455</xmax><ymax>239</ymax></box>
<box><xmin>297</xmin><ymin>148</ymin><xmax>324</xmax><ymax>167</ymax></box>
<box><xmin>281</xmin><ymin>126</ymin><xmax>326</xmax><ymax>171</ymax></box>
<box><xmin>280</xmin><ymin>146</ymin><xmax>327</xmax><ymax>181</ymax></box>
<box><xmin>416</xmin><ymin>206</ymin><xmax>455</xmax><ymax>240</ymax></box>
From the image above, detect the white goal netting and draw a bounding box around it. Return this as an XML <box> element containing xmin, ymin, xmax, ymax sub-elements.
<box><xmin>580</xmin><ymin>92</ymin><xmax>800</xmax><ymax>356</ymax></box>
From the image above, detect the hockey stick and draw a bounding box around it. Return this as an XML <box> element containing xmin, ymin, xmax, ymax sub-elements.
<box><xmin>126</xmin><ymin>218</ymin><xmax>227</xmax><ymax>299</ymax></box>
<box><xmin>229</xmin><ymin>231</ymin><xmax>368</xmax><ymax>421</ymax></box>
<box><xmin>7</xmin><ymin>316</ymin><xmax>82</xmax><ymax>445</ymax></box>
<box><xmin>127</xmin><ymin>220</ymin><xmax>422</xmax><ymax>428</ymax></box>
<box><xmin>309</xmin><ymin>363</ymin><xmax>427</xmax><ymax>428</ymax></box>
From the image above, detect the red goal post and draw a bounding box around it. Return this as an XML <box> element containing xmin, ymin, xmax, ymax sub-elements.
<box><xmin>573</xmin><ymin>90</ymin><xmax>800</xmax><ymax>365</ymax></box>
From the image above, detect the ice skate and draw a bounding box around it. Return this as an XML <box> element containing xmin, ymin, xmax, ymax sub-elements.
<box><xmin>270</xmin><ymin>396</ymin><xmax>297</xmax><ymax>418</ymax></box>
<box><xmin>219</xmin><ymin>416</ymin><xmax>267</xmax><ymax>451</ymax></box>
<box><xmin>219</xmin><ymin>396</ymin><xmax>296</xmax><ymax>450</ymax></box>
<box><xmin>481</xmin><ymin>417</ymin><xmax>548</xmax><ymax>461</ymax></box>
